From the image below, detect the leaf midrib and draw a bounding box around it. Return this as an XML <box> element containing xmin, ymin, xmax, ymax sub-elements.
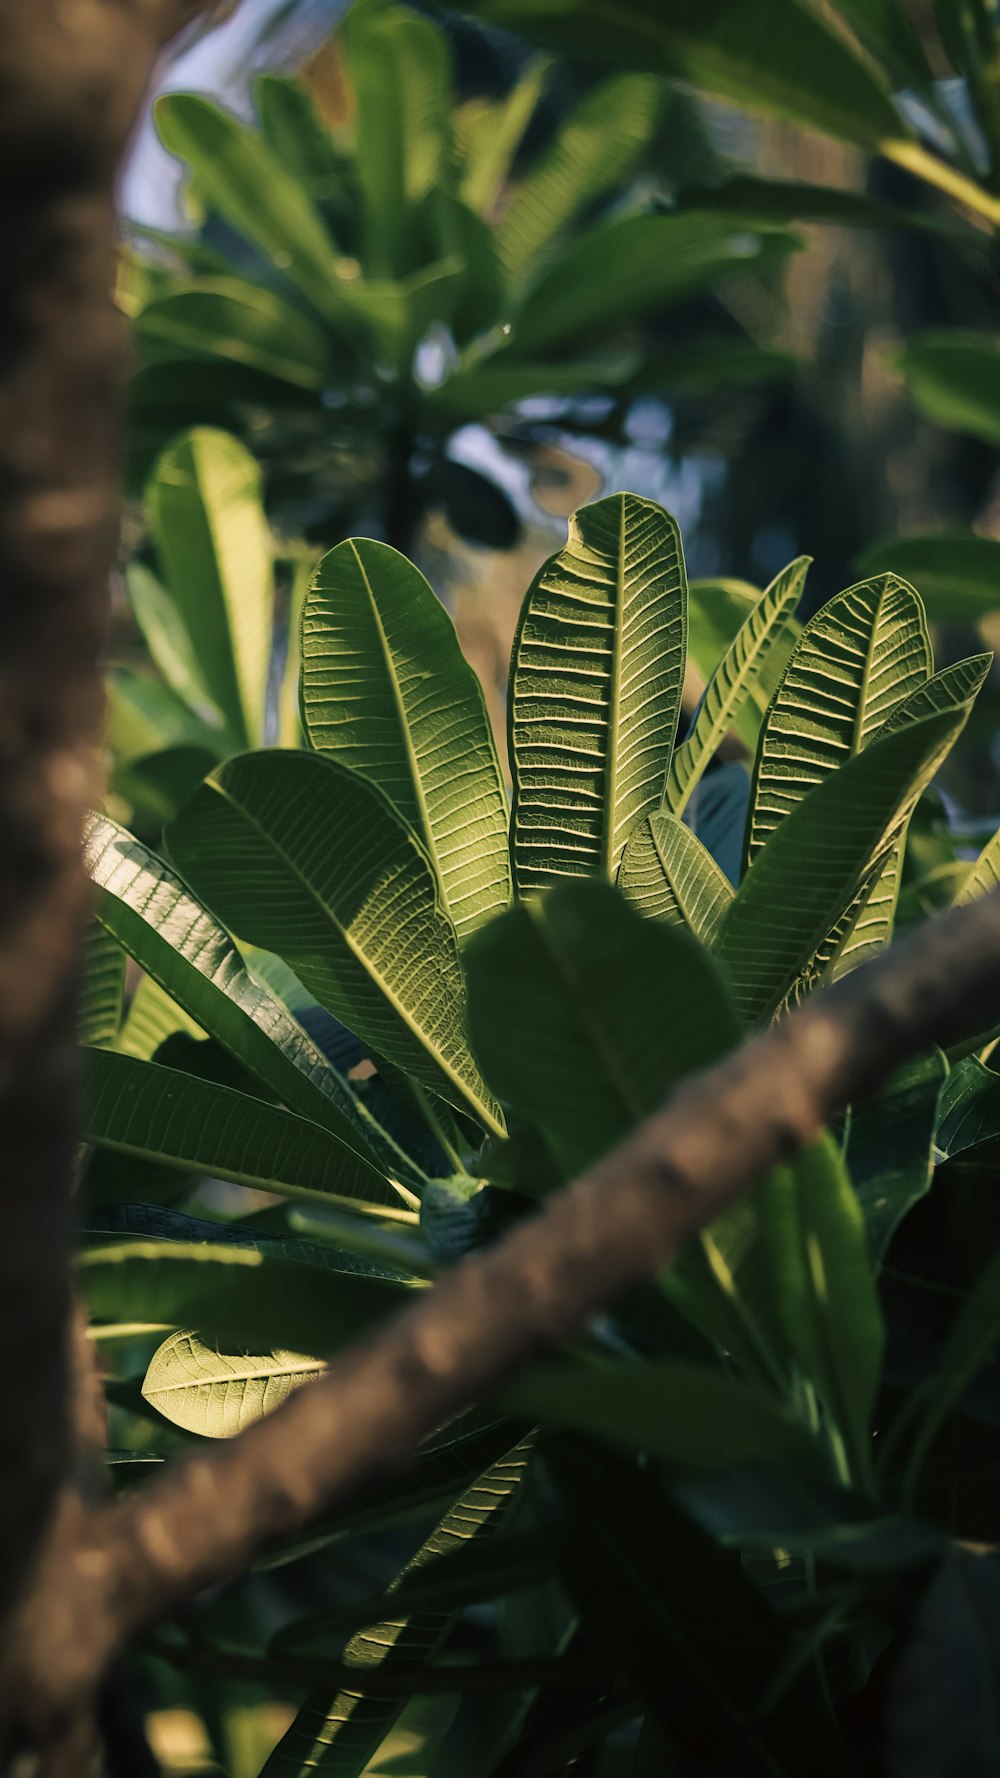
<box><xmin>206</xmin><ymin>775</ymin><xmax>503</xmax><ymax>1134</ymax></box>
<box><xmin>602</xmin><ymin>495</ymin><xmax>627</xmax><ymax>878</ymax></box>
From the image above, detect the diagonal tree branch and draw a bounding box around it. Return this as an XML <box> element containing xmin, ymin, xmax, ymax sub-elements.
<box><xmin>12</xmin><ymin>885</ymin><xmax>1000</xmax><ymax>1742</ymax></box>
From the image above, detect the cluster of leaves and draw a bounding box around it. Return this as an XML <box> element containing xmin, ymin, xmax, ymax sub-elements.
<box><xmin>125</xmin><ymin>0</ymin><xmax>795</xmax><ymax>550</ymax></box>
<box><xmin>82</xmin><ymin>492</ymin><xmax>1000</xmax><ymax>1775</ymax></box>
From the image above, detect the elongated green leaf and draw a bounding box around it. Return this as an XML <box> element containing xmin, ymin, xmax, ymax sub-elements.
<box><xmin>343</xmin><ymin>0</ymin><xmax>452</xmax><ymax>278</ymax></box>
<box><xmin>509</xmin><ymin>494</ymin><xmax>686</xmax><ymax>891</ymax></box>
<box><xmin>687</xmin><ymin>577</ymin><xmax>800</xmax><ymax>753</ymax></box>
<box><xmin>80</xmin><ymin>922</ymin><xmax>126</xmax><ymax>1048</ymax></box>
<box><xmin>716</xmin><ymin>710</ymin><xmax>966</xmax><ymax>1024</ymax></box>
<box><xmin>134</xmin><ymin>280</ymin><xmax>334</xmax><ymax>389</ymax></box>
<box><xmin>84</xmin><ymin>811</ymin><xmax>411</xmax><ymax>1180</ymax></box>
<box><xmin>854</xmin><ymin>533</ymin><xmax>1000</xmax><ymax>622</ymax></box>
<box><xmin>836</xmin><ymin>0</ymin><xmax>933</xmax><ymax>81</ymax></box>
<box><xmin>665</xmin><ymin>556</ymin><xmax>808</xmax><ymax>815</ymax></box>
<box><xmin>677</xmin><ymin>172</ymin><xmax>970</xmax><ymax>237</ymax></box>
<box><xmin>544</xmin><ymin>1444</ymin><xmax>846</xmax><ymax>1778</ymax></box>
<box><xmin>83</xmin><ymin>1233</ymin><xmax>407</xmax><ymax>1355</ymax></box>
<box><xmin>955</xmin><ymin>822</ymin><xmax>1000</xmax><ymax>904</ymax></box>
<box><xmin>510</xmin><ymin>213</ymin><xmax>794</xmax><ymax>357</ymax></box>
<box><xmin>848</xmin><ymin>1051</ymin><xmax>947</xmax><ymax>1260</ymax></box>
<box><xmin>802</xmin><ymin>656</ymin><xmax>990</xmax><ymax>994</ymax></box>
<box><xmin>937</xmin><ymin>1055</ymin><xmax>1000</xmax><ymax>1159</ymax></box>
<box><xmin>272</xmin><ymin>1531</ymin><xmax>549</xmax><ymax>1649</ymax></box>
<box><xmin>82</xmin><ymin>1048</ymin><xmax>399</xmax><ymax>1212</ymax></box>
<box><xmin>259</xmin><ymin>1444</ymin><xmax>528</xmax><ymax>1776</ymax></box>
<box><xmin>301</xmin><ymin>539</ymin><xmax>511</xmax><ymax>941</ymax></box>
<box><xmin>899</xmin><ymin>330</ymin><xmax>1000</xmax><ymax>448</ymax></box>
<box><xmin>143</xmin><ymin>1333</ymin><xmax>325</xmax><ymax>1435</ymax></box>
<box><xmin>254</xmin><ymin>73</ymin><xmax>355</xmax><ymax>207</ymax></box>
<box><xmin>505</xmin><ymin>1361</ymin><xmax>825</xmax><ymax>1475</ymax></box>
<box><xmin>125</xmin><ymin>562</ymin><xmax>222</xmax><ymax>730</ymax></box>
<box><xmin>154</xmin><ymin>93</ymin><xmax>349</xmax><ymax>323</ymax></box>
<box><xmin>468</xmin><ymin>0</ymin><xmax>903</xmax><ymax>147</ymax></box>
<box><xmin>746</xmin><ymin>573</ymin><xmax>932</xmax><ymax>867</ymax></box>
<box><xmin>466</xmin><ymin>879</ymin><xmax>738</xmax><ymax>1179</ymax></box>
<box><xmin>900</xmin><ymin>1246</ymin><xmax>1000</xmax><ymax>1501</ymax></box>
<box><xmin>498</xmin><ymin>75</ymin><xmax>660</xmax><ymax>281</ymax></box>
<box><xmin>146</xmin><ymin>428</ymin><xmax>273</xmax><ymax>750</ymax></box>
<box><xmin>763</xmin><ymin>1134</ymin><xmax>883</xmax><ymax>1486</ymax></box>
<box><xmin>166</xmin><ymin>751</ymin><xmax>503</xmax><ymax>1133</ymax></box>
<box><xmin>459</xmin><ymin>58</ymin><xmax>549</xmax><ymax>215</ymax></box>
<box><xmin>618</xmin><ymin>812</ymin><xmax>733</xmax><ymax>942</ymax></box>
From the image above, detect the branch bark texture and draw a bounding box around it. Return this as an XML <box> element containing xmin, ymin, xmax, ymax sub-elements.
<box><xmin>13</xmin><ymin>887</ymin><xmax>1000</xmax><ymax>1753</ymax></box>
<box><xmin>0</xmin><ymin>0</ymin><xmax>209</xmax><ymax>1766</ymax></box>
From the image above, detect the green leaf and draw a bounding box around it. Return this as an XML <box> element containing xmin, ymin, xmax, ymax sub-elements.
<box><xmin>665</xmin><ymin>556</ymin><xmax>809</xmax><ymax>816</ymax></box>
<box><xmin>301</xmin><ymin>539</ymin><xmax>511</xmax><ymax>942</ymax></box>
<box><xmin>508</xmin><ymin>493</ymin><xmax>687</xmax><ymax>891</ymax></box>
<box><xmin>143</xmin><ymin>1333</ymin><xmax>325</xmax><ymax>1435</ymax></box>
<box><xmin>955</xmin><ymin>821</ymin><xmax>1000</xmax><ymax>903</ymax></box>
<box><xmin>467</xmin><ymin>0</ymin><xmax>904</xmax><ymax>147</ymax></box>
<box><xmin>899</xmin><ymin>330</ymin><xmax>1000</xmax><ymax>448</ymax></box>
<box><xmin>498</xmin><ymin>75</ymin><xmax>661</xmax><ymax>282</ymax></box>
<box><xmin>81</xmin><ymin>1048</ymin><xmax>399</xmax><ymax>1214</ymax></box>
<box><xmin>544</xmin><ymin>1444</ymin><xmax>847</xmax><ymax>1777</ymax></box>
<box><xmin>504</xmin><ymin>1362</ymin><xmax>824</xmax><ymax>1475</ymax></box>
<box><xmin>342</xmin><ymin>0</ymin><xmax>452</xmax><ymax>278</ymax></box>
<box><xmin>617</xmin><ymin>812</ymin><xmax>733</xmax><ymax>942</ymax></box>
<box><xmin>82</xmin><ymin>1235</ymin><xmax>407</xmax><ymax>1361</ymax></box>
<box><xmin>166</xmin><ymin>750</ymin><xmax>503</xmax><ymax>1133</ymax></box>
<box><xmin>746</xmin><ymin>573</ymin><xmax>932</xmax><ymax>868</ymax></box>
<box><xmin>900</xmin><ymin>1245</ymin><xmax>1000</xmax><ymax>1501</ymax></box>
<box><xmin>125</xmin><ymin>562</ymin><xmax>223</xmax><ymax>730</ymax></box>
<box><xmin>836</xmin><ymin>0</ymin><xmax>933</xmax><ymax>81</ymax></box>
<box><xmin>117</xmin><ymin>973</ymin><xmax>203</xmax><ymax>1061</ymax></box>
<box><xmin>937</xmin><ymin>1055</ymin><xmax>1000</xmax><ymax>1159</ymax></box>
<box><xmin>146</xmin><ymin>428</ymin><xmax>273</xmax><ymax>750</ymax></box>
<box><xmin>687</xmin><ymin>576</ymin><xmax>800</xmax><ymax>753</ymax></box>
<box><xmin>509</xmin><ymin>212</ymin><xmax>795</xmax><ymax>357</ymax></box>
<box><xmin>716</xmin><ymin>709</ymin><xmax>967</xmax><ymax>1024</ymax></box>
<box><xmin>271</xmin><ymin>1530</ymin><xmax>549</xmax><ymax>1649</ymax></box>
<box><xmin>677</xmin><ymin>171</ymin><xmax>970</xmax><ymax>237</ymax></box>
<box><xmin>847</xmin><ymin>1051</ymin><xmax>947</xmax><ymax>1261</ymax></box>
<box><xmin>763</xmin><ymin>1134</ymin><xmax>884</xmax><ymax>1486</ymax></box>
<box><xmin>154</xmin><ymin>92</ymin><xmax>349</xmax><ymax>323</ymax></box>
<box><xmin>79</xmin><ymin>922</ymin><xmax>126</xmax><ymax>1048</ymax></box>
<box><xmin>459</xmin><ymin>58</ymin><xmax>550</xmax><ymax>215</ymax></box>
<box><xmin>856</xmin><ymin>532</ymin><xmax>1000</xmax><ymax>623</ymax></box>
<box><xmin>254</xmin><ymin>73</ymin><xmax>355</xmax><ymax>206</ymax></box>
<box><xmin>134</xmin><ymin>280</ymin><xmax>334</xmax><ymax>389</ymax></box>
<box><xmin>84</xmin><ymin>812</ymin><xmax>411</xmax><ymax>1182</ymax></box>
<box><xmin>106</xmin><ymin>666</ymin><xmax>221</xmax><ymax>765</ymax></box>
<box><xmin>258</xmin><ymin>1443</ymin><xmax>528</xmax><ymax>1776</ymax></box>
<box><xmin>465</xmin><ymin>879</ymin><xmax>739</xmax><ymax>1179</ymax></box>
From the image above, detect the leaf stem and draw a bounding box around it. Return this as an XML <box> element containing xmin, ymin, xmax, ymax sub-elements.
<box><xmin>882</xmin><ymin>139</ymin><xmax>1000</xmax><ymax>225</ymax></box>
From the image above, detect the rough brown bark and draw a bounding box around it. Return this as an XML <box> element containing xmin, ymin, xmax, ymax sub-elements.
<box><xmin>0</xmin><ymin>1</ymin><xmax>209</xmax><ymax>1768</ymax></box>
<box><xmin>6</xmin><ymin>885</ymin><xmax>1000</xmax><ymax>1764</ymax></box>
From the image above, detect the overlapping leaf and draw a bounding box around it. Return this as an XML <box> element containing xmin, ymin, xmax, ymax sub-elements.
<box><xmin>508</xmin><ymin>494</ymin><xmax>686</xmax><ymax>891</ymax></box>
<box><xmin>79</xmin><ymin>922</ymin><xmax>125</xmax><ymax>1049</ymax></box>
<box><xmin>764</xmin><ymin>1135</ymin><xmax>884</xmax><ymax>1487</ymax></box>
<box><xmin>465</xmin><ymin>879</ymin><xmax>739</xmax><ymax>1179</ymax></box>
<box><xmin>301</xmin><ymin>539</ymin><xmax>511</xmax><ymax>940</ymax></box>
<box><xmin>84</xmin><ymin>812</ymin><xmax>410</xmax><ymax>1179</ymax></box>
<box><xmin>81</xmin><ymin>1049</ymin><xmax>399</xmax><ymax>1211</ymax></box>
<box><xmin>664</xmin><ymin>555</ymin><xmax>808</xmax><ymax>816</ymax></box>
<box><xmin>716</xmin><ymin>709</ymin><xmax>966</xmax><ymax>1024</ymax></box>
<box><xmin>745</xmin><ymin>573</ymin><xmax>931</xmax><ymax>867</ymax></box>
<box><xmin>166</xmin><ymin>751</ymin><xmax>503</xmax><ymax>1132</ymax></box>
<box><xmin>498</xmin><ymin>74</ymin><xmax>660</xmax><ymax>281</ymax></box>
<box><xmin>855</xmin><ymin>533</ymin><xmax>1000</xmax><ymax>623</ymax></box>
<box><xmin>146</xmin><ymin>428</ymin><xmax>273</xmax><ymax>749</ymax></box>
<box><xmin>135</xmin><ymin>280</ymin><xmax>334</xmax><ymax>389</ymax></box>
<box><xmin>618</xmin><ymin>813</ymin><xmax>733</xmax><ymax>942</ymax></box>
<box><xmin>259</xmin><ymin>1444</ymin><xmax>528</xmax><ymax>1776</ymax></box>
